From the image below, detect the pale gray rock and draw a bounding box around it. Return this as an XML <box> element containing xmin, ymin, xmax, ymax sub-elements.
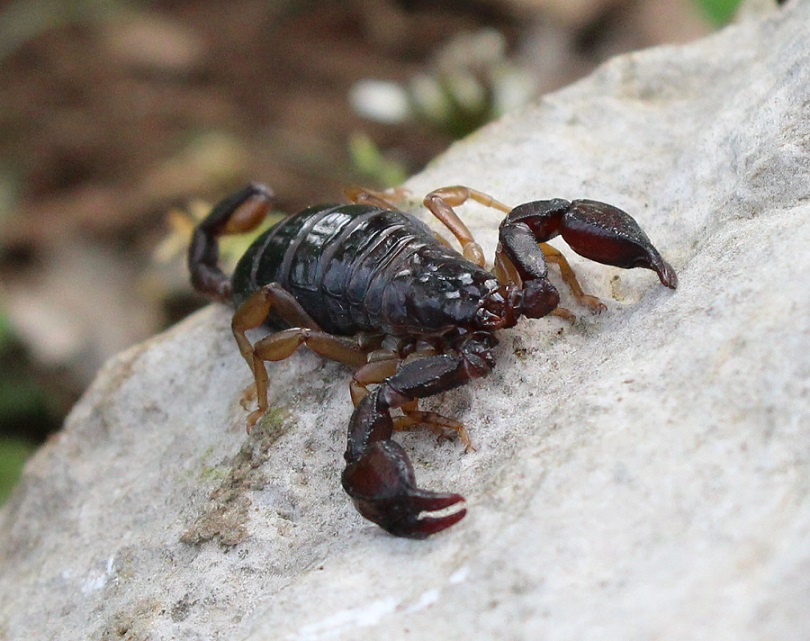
<box><xmin>1</xmin><ymin>2</ymin><xmax>809</xmax><ymax>640</ymax></box>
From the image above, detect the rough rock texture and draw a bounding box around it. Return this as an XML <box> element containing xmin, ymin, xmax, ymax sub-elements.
<box><xmin>1</xmin><ymin>2</ymin><xmax>809</xmax><ymax>640</ymax></box>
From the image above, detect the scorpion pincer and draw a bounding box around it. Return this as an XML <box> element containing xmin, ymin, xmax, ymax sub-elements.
<box><xmin>189</xmin><ymin>183</ymin><xmax>677</xmax><ymax>538</ymax></box>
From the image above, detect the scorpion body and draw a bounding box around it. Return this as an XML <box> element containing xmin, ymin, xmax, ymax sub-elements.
<box><xmin>189</xmin><ymin>182</ymin><xmax>677</xmax><ymax>538</ymax></box>
<box><xmin>228</xmin><ymin>203</ymin><xmax>500</xmax><ymax>338</ymax></box>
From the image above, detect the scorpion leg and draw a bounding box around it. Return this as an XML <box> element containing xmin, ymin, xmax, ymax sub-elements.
<box><xmin>393</xmin><ymin>409</ymin><xmax>475</xmax><ymax>452</ymax></box>
<box><xmin>423</xmin><ymin>186</ymin><xmax>511</xmax><ymax>267</ymax></box>
<box><xmin>344</xmin><ymin>186</ymin><xmax>410</xmax><ymax>210</ymax></box>
<box><xmin>189</xmin><ymin>183</ymin><xmax>274</xmax><ymax>301</ymax></box>
<box><xmin>350</xmin><ymin>358</ymin><xmax>399</xmax><ymax>406</ymax></box>
<box><xmin>232</xmin><ymin>284</ymin><xmax>369</xmax><ymax>427</ymax></box>
<box><xmin>342</xmin><ymin>333</ymin><xmax>495</xmax><ymax>538</ymax></box>
<box><xmin>539</xmin><ymin>243</ymin><xmax>606</xmax><ymax>314</ymax></box>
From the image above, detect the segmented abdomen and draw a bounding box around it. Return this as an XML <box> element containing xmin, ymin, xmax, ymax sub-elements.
<box><xmin>230</xmin><ymin>204</ymin><xmax>438</xmax><ymax>335</ymax></box>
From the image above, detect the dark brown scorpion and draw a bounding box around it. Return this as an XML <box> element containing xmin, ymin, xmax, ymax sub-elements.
<box><xmin>188</xmin><ymin>183</ymin><xmax>677</xmax><ymax>538</ymax></box>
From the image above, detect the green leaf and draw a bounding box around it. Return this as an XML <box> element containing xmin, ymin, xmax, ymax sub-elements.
<box><xmin>0</xmin><ymin>438</ymin><xmax>35</xmax><ymax>505</ymax></box>
<box><xmin>0</xmin><ymin>312</ymin><xmax>12</xmax><ymax>352</ymax></box>
<box><xmin>348</xmin><ymin>133</ymin><xmax>407</xmax><ymax>189</ymax></box>
<box><xmin>692</xmin><ymin>0</ymin><xmax>743</xmax><ymax>25</ymax></box>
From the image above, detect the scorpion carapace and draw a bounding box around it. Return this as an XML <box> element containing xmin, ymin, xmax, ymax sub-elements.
<box><xmin>189</xmin><ymin>183</ymin><xmax>677</xmax><ymax>539</ymax></box>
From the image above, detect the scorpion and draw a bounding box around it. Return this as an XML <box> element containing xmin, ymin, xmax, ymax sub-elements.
<box><xmin>189</xmin><ymin>183</ymin><xmax>677</xmax><ymax>539</ymax></box>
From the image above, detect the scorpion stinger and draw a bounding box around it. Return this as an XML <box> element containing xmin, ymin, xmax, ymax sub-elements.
<box><xmin>188</xmin><ymin>183</ymin><xmax>274</xmax><ymax>302</ymax></box>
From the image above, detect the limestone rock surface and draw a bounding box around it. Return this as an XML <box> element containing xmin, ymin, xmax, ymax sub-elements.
<box><xmin>1</xmin><ymin>2</ymin><xmax>809</xmax><ymax>640</ymax></box>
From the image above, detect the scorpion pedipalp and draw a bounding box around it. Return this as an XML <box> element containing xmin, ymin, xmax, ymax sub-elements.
<box><xmin>502</xmin><ymin>198</ymin><xmax>678</xmax><ymax>290</ymax></box>
<box><xmin>342</xmin><ymin>336</ymin><xmax>494</xmax><ymax>538</ymax></box>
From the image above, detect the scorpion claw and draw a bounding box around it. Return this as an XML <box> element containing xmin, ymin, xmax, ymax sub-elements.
<box><xmin>403</xmin><ymin>488</ymin><xmax>466</xmax><ymax>513</ymax></box>
<box><xmin>402</xmin><ymin>501</ymin><xmax>467</xmax><ymax>538</ymax></box>
<box><xmin>342</xmin><ymin>441</ymin><xmax>467</xmax><ymax>539</ymax></box>
<box><xmin>352</xmin><ymin>491</ymin><xmax>467</xmax><ymax>539</ymax></box>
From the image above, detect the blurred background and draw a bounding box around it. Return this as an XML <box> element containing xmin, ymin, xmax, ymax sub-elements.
<box><xmin>0</xmin><ymin>0</ymin><xmax>749</xmax><ymax>502</ymax></box>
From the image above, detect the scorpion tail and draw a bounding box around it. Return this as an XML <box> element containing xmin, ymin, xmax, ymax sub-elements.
<box><xmin>188</xmin><ymin>183</ymin><xmax>273</xmax><ymax>302</ymax></box>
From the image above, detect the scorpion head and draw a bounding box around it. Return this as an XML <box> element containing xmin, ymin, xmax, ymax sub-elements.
<box><xmin>473</xmin><ymin>278</ymin><xmax>560</xmax><ymax>330</ymax></box>
<box><xmin>473</xmin><ymin>284</ymin><xmax>516</xmax><ymax>330</ymax></box>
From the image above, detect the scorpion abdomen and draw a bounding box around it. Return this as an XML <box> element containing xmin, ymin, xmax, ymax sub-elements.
<box><xmin>231</xmin><ymin>203</ymin><xmax>446</xmax><ymax>336</ymax></box>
